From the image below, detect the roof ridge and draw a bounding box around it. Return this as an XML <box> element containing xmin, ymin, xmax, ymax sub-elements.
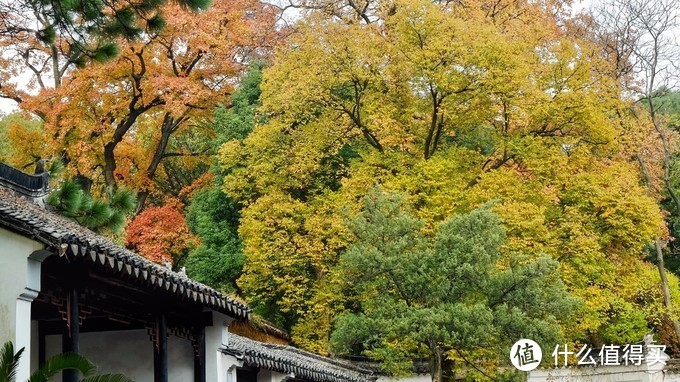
<box><xmin>0</xmin><ymin>162</ymin><xmax>49</xmax><ymax>199</ymax></box>
<box><xmin>0</xmin><ymin>185</ymin><xmax>251</xmax><ymax>319</ymax></box>
<box><xmin>263</xmin><ymin>341</ymin><xmax>369</xmax><ymax>372</ymax></box>
<box><xmin>227</xmin><ymin>333</ymin><xmax>376</xmax><ymax>380</ymax></box>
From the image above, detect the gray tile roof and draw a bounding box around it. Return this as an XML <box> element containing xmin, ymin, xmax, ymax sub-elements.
<box><xmin>222</xmin><ymin>334</ymin><xmax>376</xmax><ymax>382</ymax></box>
<box><xmin>0</xmin><ymin>162</ymin><xmax>49</xmax><ymax>198</ymax></box>
<box><xmin>0</xmin><ymin>185</ymin><xmax>251</xmax><ymax>319</ymax></box>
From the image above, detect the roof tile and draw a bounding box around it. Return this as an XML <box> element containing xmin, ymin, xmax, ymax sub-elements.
<box><xmin>223</xmin><ymin>334</ymin><xmax>375</xmax><ymax>382</ymax></box>
<box><xmin>0</xmin><ymin>186</ymin><xmax>250</xmax><ymax>319</ymax></box>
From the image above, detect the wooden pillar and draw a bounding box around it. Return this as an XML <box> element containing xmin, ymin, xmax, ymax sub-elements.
<box><xmin>62</xmin><ymin>288</ymin><xmax>79</xmax><ymax>382</ymax></box>
<box><xmin>38</xmin><ymin>321</ymin><xmax>46</xmax><ymax>367</ymax></box>
<box><xmin>154</xmin><ymin>314</ymin><xmax>169</xmax><ymax>382</ymax></box>
<box><xmin>194</xmin><ymin>327</ymin><xmax>206</xmax><ymax>382</ymax></box>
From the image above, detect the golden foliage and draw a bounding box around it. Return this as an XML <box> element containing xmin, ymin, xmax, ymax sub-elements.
<box><xmin>220</xmin><ymin>0</ymin><xmax>669</xmax><ymax>351</ymax></box>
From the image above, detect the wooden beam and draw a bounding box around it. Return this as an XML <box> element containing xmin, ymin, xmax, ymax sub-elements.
<box><xmin>38</xmin><ymin>276</ymin><xmax>210</xmax><ymax>331</ymax></box>
<box><xmin>154</xmin><ymin>314</ymin><xmax>168</xmax><ymax>382</ymax></box>
<box><xmin>39</xmin><ymin>256</ymin><xmax>213</xmax><ymax>335</ymax></box>
<box><xmin>39</xmin><ymin>318</ymin><xmax>146</xmax><ymax>336</ymax></box>
<box><xmin>194</xmin><ymin>327</ymin><xmax>206</xmax><ymax>382</ymax></box>
<box><xmin>38</xmin><ymin>321</ymin><xmax>45</xmax><ymax>367</ymax></box>
<box><xmin>62</xmin><ymin>288</ymin><xmax>79</xmax><ymax>382</ymax></box>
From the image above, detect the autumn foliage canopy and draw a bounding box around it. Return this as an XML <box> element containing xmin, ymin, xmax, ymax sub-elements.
<box><xmin>3</xmin><ymin>0</ymin><xmax>680</xmax><ymax>378</ymax></box>
<box><xmin>125</xmin><ymin>203</ymin><xmax>198</xmax><ymax>266</ymax></box>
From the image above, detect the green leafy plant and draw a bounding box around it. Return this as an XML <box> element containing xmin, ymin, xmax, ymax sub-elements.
<box><xmin>0</xmin><ymin>341</ymin><xmax>133</xmax><ymax>382</ymax></box>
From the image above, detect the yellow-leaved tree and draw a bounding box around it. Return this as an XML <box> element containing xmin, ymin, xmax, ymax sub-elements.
<box><xmin>219</xmin><ymin>0</ymin><xmax>677</xmax><ymax>372</ymax></box>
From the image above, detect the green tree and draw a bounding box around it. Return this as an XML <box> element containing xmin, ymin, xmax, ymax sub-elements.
<box><xmin>330</xmin><ymin>188</ymin><xmax>575</xmax><ymax>381</ymax></box>
<box><xmin>222</xmin><ymin>0</ymin><xmax>668</xmax><ymax>351</ymax></box>
<box><xmin>47</xmin><ymin>179</ymin><xmax>136</xmax><ymax>234</ymax></box>
<box><xmin>214</xmin><ymin>64</ymin><xmax>264</xmax><ymax>143</ymax></box>
<box><xmin>186</xmin><ymin>184</ymin><xmax>244</xmax><ymax>292</ymax></box>
<box><xmin>185</xmin><ymin>65</ymin><xmax>263</xmax><ymax>292</ymax></box>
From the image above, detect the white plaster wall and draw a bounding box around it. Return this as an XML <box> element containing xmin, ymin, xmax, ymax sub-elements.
<box><xmin>528</xmin><ymin>366</ymin><xmax>664</xmax><ymax>382</ymax></box>
<box><xmin>0</xmin><ymin>229</ymin><xmax>42</xmax><ymax>345</ymax></box>
<box><xmin>219</xmin><ymin>353</ymin><xmax>242</xmax><ymax>382</ymax></box>
<box><xmin>257</xmin><ymin>369</ymin><xmax>294</xmax><ymax>382</ymax></box>
<box><xmin>46</xmin><ymin>329</ymin><xmax>194</xmax><ymax>382</ymax></box>
<box><xmin>206</xmin><ymin>311</ymin><xmax>234</xmax><ymax>382</ymax></box>
<box><xmin>0</xmin><ymin>228</ymin><xmax>44</xmax><ymax>381</ymax></box>
<box><xmin>664</xmin><ymin>373</ymin><xmax>680</xmax><ymax>382</ymax></box>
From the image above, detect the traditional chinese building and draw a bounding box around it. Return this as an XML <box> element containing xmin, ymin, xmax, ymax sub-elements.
<box><xmin>0</xmin><ymin>162</ymin><xmax>374</xmax><ymax>382</ymax></box>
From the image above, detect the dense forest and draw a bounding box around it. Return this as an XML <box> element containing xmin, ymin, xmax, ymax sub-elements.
<box><xmin>2</xmin><ymin>0</ymin><xmax>680</xmax><ymax>379</ymax></box>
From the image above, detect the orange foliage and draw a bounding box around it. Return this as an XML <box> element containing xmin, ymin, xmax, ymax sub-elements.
<box><xmin>179</xmin><ymin>172</ymin><xmax>214</xmax><ymax>200</ymax></box>
<box><xmin>125</xmin><ymin>203</ymin><xmax>198</xmax><ymax>266</ymax></box>
<box><xmin>12</xmin><ymin>0</ymin><xmax>281</xmax><ymax>202</ymax></box>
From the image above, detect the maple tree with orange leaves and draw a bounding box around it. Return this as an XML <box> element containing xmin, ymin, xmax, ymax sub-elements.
<box><xmin>125</xmin><ymin>202</ymin><xmax>198</xmax><ymax>267</ymax></box>
<box><xmin>2</xmin><ymin>0</ymin><xmax>281</xmax><ymax>212</ymax></box>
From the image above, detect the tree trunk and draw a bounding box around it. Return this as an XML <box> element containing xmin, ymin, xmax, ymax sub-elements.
<box><xmin>442</xmin><ymin>356</ymin><xmax>456</xmax><ymax>382</ymax></box>
<box><xmin>431</xmin><ymin>347</ymin><xmax>443</xmax><ymax>382</ymax></box>
<box><xmin>424</xmin><ymin>93</ymin><xmax>440</xmax><ymax>160</ymax></box>
<box><xmin>103</xmin><ymin>109</ymin><xmax>145</xmax><ymax>194</ymax></box>
<box><xmin>103</xmin><ymin>140</ymin><xmax>120</xmax><ymax>193</ymax></box>
<box><xmin>135</xmin><ymin>113</ymin><xmax>176</xmax><ymax>214</ymax></box>
<box><xmin>637</xmin><ymin>153</ymin><xmax>680</xmax><ymax>343</ymax></box>
<box><xmin>655</xmin><ymin>239</ymin><xmax>680</xmax><ymax>341</ymax></box>
<box><xmin>73</xmin><ymin>174</ymin><xmax>93</xmax><ymax>195</ymax></box>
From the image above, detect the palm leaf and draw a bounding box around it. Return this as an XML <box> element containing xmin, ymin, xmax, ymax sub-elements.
<box><xmin>27</xmin><ymin>353</ymin><xmax>95</xmax><ymax>382</ymax></box>
<box><xmin>0</xmin><ymin>342</ymin><xmax>23</xmax><ymax>382</ymax></box>
<box><xmin>80</xmin><ymin>374</ymin><xmax>134</xmax><ymax>382</ymax></box>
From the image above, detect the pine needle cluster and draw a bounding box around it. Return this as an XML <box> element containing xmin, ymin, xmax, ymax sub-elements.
<box><xmin>24</xmin><ymin>0</ymin><xmax>212</xmax><ymax>65</ymax></box>
<box><xmin>47</xmin><ymin>179</ymin><xmax>136</xmax><ymax>233</ymax></box>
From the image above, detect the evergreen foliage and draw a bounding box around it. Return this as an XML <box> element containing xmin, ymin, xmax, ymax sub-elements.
<box><xmin>214</xmin><ymin>63</ymin><xmax>264</xmax><ymax>144</ymax></box>
<box><xmin>648</xmin><ymin>88</ymin><xmax>680</xmax><ymax>125</ymax></box>
<box><xmin>47</xmin><ymin>179</ymin><xmax>136</xmax><ymax>233</ymax></box>
<box><xmin>0</xmin><ymin>342</ymin><xmax>21</xmax><ymax>382</ymax></box>
<box><xmin>12</xmin><ymin>0</ymin><xmax>212</xmax><ymax>63</ymax></box>
<box><xmin>330</xmin><ymin>187</ymin><xmax>575</xmax><ymax>379</ymax></box>
<box><xmin>186</xmin><ymin>184</ymin><xmax>244</xmax><ymax>292</ymax></box>
<box><xmin>185</xmin><ymin>65</ymin><xmax>262</xmax><ymax>292</ymax></box>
